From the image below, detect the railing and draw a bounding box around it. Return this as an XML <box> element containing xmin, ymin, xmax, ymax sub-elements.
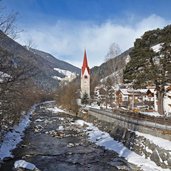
<box><xmin>89</xmin><ymin>108</ymin><xmax>171</xmax><ymax>131</ymax></box>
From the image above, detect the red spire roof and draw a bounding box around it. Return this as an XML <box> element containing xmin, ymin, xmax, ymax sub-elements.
<box><xmin>82</xmin><ymin>49</ymin><xmax>90</xmax><ymax>75</ymax></box>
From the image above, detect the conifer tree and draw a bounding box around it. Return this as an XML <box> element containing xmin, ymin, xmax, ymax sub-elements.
<box><xmin>124</xmin><ymin>27</ymin><xmax>171</xmax><ymax>114</ymax></box>
<box><xmin>81</xmin><ymin>92</ymin><xmax>89</xmax><ymax>105</ymax></box>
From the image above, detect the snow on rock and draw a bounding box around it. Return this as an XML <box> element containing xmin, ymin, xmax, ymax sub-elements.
<box><xmin>52</xmin><ymin>76</ymin><xmax>62</xmax><ymax>80</ymax></box>
<box><xmin>47</xmin><ymin>107</ymin><xmax>64</xmax><ymax>113</ymax></box>
<box><xmin>74</xmin><ymin>120</ymin><xmax>88</xmax><ymax>127</ymax></box>
<box><xmin>0</xmin><ymin>105</ymin><xmax>36</xmax><ymax>160</ymax></box>
<box><xmin>35</xmin><ymin>119</ymin><xmax>43</xmax><ymax>122</ymax></box>
<box><xmin>0</xmin><ymin>71</ymin><xmax>11</xmax><ymax>83</ymax></box>
<box><xmin>58</xmin><ymin>125</ymin><xmax>64</xmax><ymax>131</ymax></box>
<box><xmin>151</xmin><ymin>44</ymin><xmax>163</xmax><ymax>53</ymax></box>
<box><xmin>58</xmin><ymin>117</ymin><xmax>64</xmax><ymax>121</ymax></box>
<box><xmin>74</xmin><ymin>119</ymin><xmax>170</xmax><ymax>171</ymax></box>
<box><xmin>14</xmin><ymin>160</ymin><xmax>38</xmax><ymax>170</ymax></box>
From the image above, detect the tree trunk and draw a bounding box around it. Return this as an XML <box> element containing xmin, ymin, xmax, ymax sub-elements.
<box><xmin>157</xmin><ymin>90</ymin><xmax>164</xmax><ymax>115</ymax></box>
<box><xmin>105</xmin><ymin>96</ymin><xmax>107</xmax><ymax>109</ymax></box>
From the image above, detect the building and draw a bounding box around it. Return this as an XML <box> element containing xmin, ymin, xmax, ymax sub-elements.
<box><xmin>115</xmin><ymin>88</ymin><xmax>155</xmax><ymax>110</ymax></box>
<box><xmin>164</xmin><ymin>86</ymin><xmax>171</xmax><ymax>115</ymax></box>
<box><xmin>81</xmin><ymin>50</ymin><xmax>90</xmax><ymax>98</ymax></box>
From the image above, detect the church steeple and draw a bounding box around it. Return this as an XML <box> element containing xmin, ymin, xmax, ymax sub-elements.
<box><xmin>81</xmin><ymin>49</ymin><xmax>90</xmax><ymax>98</ymax></box>
<box><xmin>82</xmin><ymin>49</ymin><xmax>90</xmax><ymax>75</ymax></box>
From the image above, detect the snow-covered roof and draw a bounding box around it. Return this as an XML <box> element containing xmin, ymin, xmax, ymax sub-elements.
<box><xmin>120</xmin><ymin>88</ymin><xmax>152</xmax><ymax>95</ymax></box>
<box><xmin>149</xmin><ymin>89</ymin><xmax>155</xmax><ymax>93</ymax></box>
<box><xmin>137</xmin><ymin>89</ymin><xmax>148</xmax><ymax>94</ymax></box>
<box><xmin>120</xmin><ymin>89</ymin><xmax>129</xmax><ymax>95</ymax></box>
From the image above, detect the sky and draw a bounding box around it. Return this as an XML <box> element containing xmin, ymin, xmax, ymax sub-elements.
<box><xmin>2</xmin><ymin>0</ymin><xmax>171</xmax><ymax>68</ymax></box>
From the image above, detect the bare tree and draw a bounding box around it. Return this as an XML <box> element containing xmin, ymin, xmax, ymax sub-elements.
<box><xmin>0</xmin><ymin>2</ymin><xmax>20</xmax><ymax>39</ymax></box>
<box><xmin>0</xmin><ymin>48</ymin><xmax>40</xmax><ymax>136</ymax></box>
<box><xmin>104</xmin><ymin>77</ymin><xmax>114</xmax><ymax>109</ymax></box>
<box><xmin>56</xmin><ymin>81</ymin><xmax>80</xmax><ymax>114</ymax></box>
<box><xmin>105</xmin><ymin>42</ymin><xmax>121</xmax><ymax>62</ymax></box>
<box><xmin>25</xmin><ymin>38</ymin><xmax>37</xmax><ymax>50</ymax></box>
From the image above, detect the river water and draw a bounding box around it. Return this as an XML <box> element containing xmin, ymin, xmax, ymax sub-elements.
<box><xmin>1</xmin><ymin>102</ymin><xmax>138</xmax><ymax>171</ymax></box>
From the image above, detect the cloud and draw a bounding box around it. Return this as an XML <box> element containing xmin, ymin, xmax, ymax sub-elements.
<box><xmin>17</xmin><ymin>14</ymin><xmax>170</xmax><ymax>68</ymax></box>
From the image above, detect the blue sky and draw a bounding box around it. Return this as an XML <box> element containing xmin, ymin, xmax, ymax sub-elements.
<box><xmin>2</xmin><ymin>0</ymin><xmax>171</xmax><ymax>67</ymax></box>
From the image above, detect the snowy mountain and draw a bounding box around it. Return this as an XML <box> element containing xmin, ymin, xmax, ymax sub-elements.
<box><xmin>0</xmin><ymin>31</ymin><xmax>80</xmax><ymax>91</ymax></box>
<box><xmin>28</xmin><ymin>48</ymin><xmax>80</xmax><ymax>85</ymax></box>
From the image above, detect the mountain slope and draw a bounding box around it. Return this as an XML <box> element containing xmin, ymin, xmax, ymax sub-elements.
<box><xmin>29</xmin><ymin>48</ymin><xmax>80</xmax><ymax>73</ymax></box>
<box><xmin>0</xmin><ymin>31</ymin><xmax>80</xmax><ymax>91</ymax></box>
<box><xmin>91</xmin><ymin>48</ymin><xmax>132</xmax><ymax>84</ymax></box>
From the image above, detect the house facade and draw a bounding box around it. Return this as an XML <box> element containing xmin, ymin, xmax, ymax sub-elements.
<box><xmin>115</xmin><ymin>88</ymin><xmax>155</xmax><ymax>110</ymax></box>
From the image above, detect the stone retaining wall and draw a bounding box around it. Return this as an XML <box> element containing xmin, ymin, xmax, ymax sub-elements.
<box><xmin>80</xmin><ymin>111</ymin><xmax>171</xmax><ymax>170</ymax></box>
<box><xmin>89</xmin><ymin>108</ymin><xmax>171</xmax><ymax>141</ymax></box>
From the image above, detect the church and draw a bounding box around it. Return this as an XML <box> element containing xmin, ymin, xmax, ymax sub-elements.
<box><xmin>81</xmin><ymin>50</ymin><xmax>90</xmax><ymax>99</ymax></box>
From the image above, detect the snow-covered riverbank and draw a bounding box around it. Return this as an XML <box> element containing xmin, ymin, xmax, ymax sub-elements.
<box><xmin>75</xmin><ymin>119</ymin><xmax>171</xmax><ymax>171</ymax></box>
<box><xmin>0</xmin><ymin>105</ymin><xmax>37</xmax><ymax>161</ymax></box>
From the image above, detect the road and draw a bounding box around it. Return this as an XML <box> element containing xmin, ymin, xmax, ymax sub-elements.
<box><xmin>1</xmin><ymin>102</ymin><xmax>138</xmax><ymax>171</ymax></box>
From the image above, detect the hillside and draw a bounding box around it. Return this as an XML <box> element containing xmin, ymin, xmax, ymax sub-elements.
<box><xmin>0</xmin><ymin>31</ymin><xmax>80</xmax><ymax>91</ymax></box>
<box><xmin>29</xmin><ymin>48</ymin><xmax>80</xmax><ymax>73</ymax></box>
<box><xmin>91</xmin><ymin>48</ymin><xmax>132</xmax><ymax>84</ymax></box>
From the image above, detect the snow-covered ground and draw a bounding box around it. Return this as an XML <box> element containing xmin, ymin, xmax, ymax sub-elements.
<box><xmin>47</xmin><ymin>106</ymin><xmax>64</xmax><ymax>113</ymax></box>
<box><xmin>135</xmin><ymin>131</ymin><xmax>171</xmax><ymax>151</ymax></box>
<box><xmin>75</xmin><ymin>119</ymin><xmax>170</xmax><ymax>171</ymax></box>
<box><xmin>0</xmin><ymin>105</ymin><xmax>37</xmax><ymax>160</ymax></box>
<box><xmin>85</xmin><ymin>104</ymin><xmax>100</xmax><ymax>110</ymax></box>
<box><xmin>140</xmin><ymin>111</ymin><xmax>161</xmax><ymax>117</ymax></box>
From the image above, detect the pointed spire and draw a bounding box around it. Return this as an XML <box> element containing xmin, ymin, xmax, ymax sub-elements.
<box><xmin>82</xmin><ymin>49</ymin><xmax>90</xmax><ymax>75</ymax></box>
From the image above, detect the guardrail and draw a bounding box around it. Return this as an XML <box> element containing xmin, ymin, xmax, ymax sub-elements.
<box><xmin>89</xmin><ymin>108</ymin><xmax>171</xmax><ymax>131</ymax></box>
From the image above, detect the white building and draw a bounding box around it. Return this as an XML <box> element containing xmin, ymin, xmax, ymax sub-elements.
<box><xmin>164</xmin><ymin>86</ymin><xmax>171</xmax><ymax>115</ymax></box>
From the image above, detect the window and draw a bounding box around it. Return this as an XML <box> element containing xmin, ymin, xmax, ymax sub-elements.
<box><xmin>84</xmin><ymin>75</ymin><xmax>88</xmax><ymax>79</ymax></box>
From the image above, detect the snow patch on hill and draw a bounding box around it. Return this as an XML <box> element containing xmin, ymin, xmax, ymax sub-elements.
<box><xmin>151</xmin><ymin>43</ymin><xmax>163</xmax><ymax>53</ymax></box>
<box><xmin>52</xmin><ymin>76</ymin><xmax>62</xmax><ymax>80</ymax></box>
<box><xmin>53</xmin><ymin>68</ymin><xmax>77</xmax><ymax>82</ymax></box>
<box><xmin>0</xmin><ymin>71</ymin><xmax>11</xmax><ymax>83</ymax></box>
<box><xmin>54</xmin><ymin>68</ymin><xmax>76</xmax><ymax>77</ymax></box>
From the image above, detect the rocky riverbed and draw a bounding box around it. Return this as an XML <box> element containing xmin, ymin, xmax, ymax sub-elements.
<box><xmin>0</xmin><ymin>102</ymin><xmax>138</xmax><ymax>171</ymax></box>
